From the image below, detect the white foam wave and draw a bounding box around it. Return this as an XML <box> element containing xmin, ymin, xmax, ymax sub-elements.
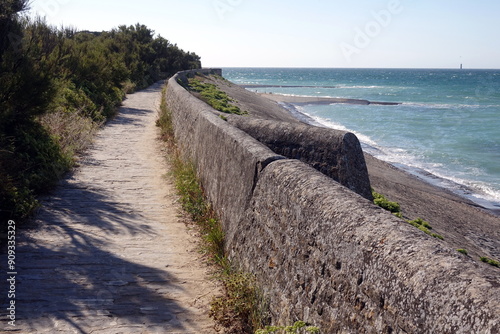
<box><xmin>296</xmin><ymin>109</ymin><xmax>500</xmax><ymax>210</ymax></box>
<box><xmin>337</xmin><ymin>85</ymin><xmax>384</xmax><ymax>89</ymax></box>
<box><xmin>439</xmin><ymin>175</ymin><xmax>500</xmax><ymax>204</ymax></box>
<box><xmin>401</xmin><ymin>102</ymin><xmax>500</xmax><ymax>109</ymax></box>
<box><xmin>296</xmin><ymin>110</ymin><xmax>379</xmax><ymax>148</ymax></box>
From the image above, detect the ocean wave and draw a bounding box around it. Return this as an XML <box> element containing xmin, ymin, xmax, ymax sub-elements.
<box><xmin>295</xmin><ymin>108</ymin><xmax>500</xmax><ymax>209</ymax></box>
<box><xmin>270</xmin><ymin>93</ymin><xmax>346</xmax><ymax>99</ymax></box>
<box><xmin>400</xmin><ymin>102</ymin><xmax>500</xmax><ymax>109</ymax></box>
<box><xmin>337</xmin><ymin>85</ymin><xmax>384</xmax><ymax>89</ymax></box>
<box><xmin>295</xmin><ymin>109</ymin><xmax>379</xmax><ymax>148</ymax></box>
<box><xmin>378</xmin><ymin>150</ymin><xmax>500</xmax><ymax>208</ymax></box>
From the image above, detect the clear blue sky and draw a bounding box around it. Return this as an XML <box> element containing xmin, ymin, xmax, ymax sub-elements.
<box><xmin>28</xmin><ymin>0</ymin><xmax>500</xmax><ymax>69</ymax></box>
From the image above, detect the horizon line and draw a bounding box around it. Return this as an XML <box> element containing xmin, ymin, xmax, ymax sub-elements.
<box><xmin>206</xmin><ymin>66</ymin><xmax>500</xmax><ymax>70</ymax></box>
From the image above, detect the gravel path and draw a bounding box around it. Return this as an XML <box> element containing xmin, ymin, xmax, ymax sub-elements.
<box><xmin>1</xmin><ymin>82</ymin><xmax>217</xmax><ymax>333</ymax></box>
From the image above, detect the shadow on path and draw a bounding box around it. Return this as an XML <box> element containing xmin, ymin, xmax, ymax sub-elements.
<box><xmin>1</xmin><ymin>181</ymin><xmax>192</xmax><ymax>333</ymax></box>
<box><xmin>0</xmin><ymin>81</ymin><xmax>204</xmax><ymax>333</ymax></box>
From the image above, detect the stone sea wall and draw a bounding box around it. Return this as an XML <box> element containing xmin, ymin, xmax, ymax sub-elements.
<box><xmin>165</xmin><ymin>69</ymin><xmax>500</xmax><ymax>333</ymax></box>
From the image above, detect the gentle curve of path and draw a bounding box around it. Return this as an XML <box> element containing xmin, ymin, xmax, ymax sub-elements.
<box><xmin>1</xmin><ymin>82</ymin><xmax>218</xmax><ymax>333</ymax></box>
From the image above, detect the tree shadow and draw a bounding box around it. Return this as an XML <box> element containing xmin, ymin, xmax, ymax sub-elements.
<box><xmin>105</xmin><ymin>106</ymin><xmax>154</xmax><ymax>128</ymax></box>
<box><xmin>0</xmin><ymin>179</ymin><xmax>199</xmax><ymax>333</ymax></box>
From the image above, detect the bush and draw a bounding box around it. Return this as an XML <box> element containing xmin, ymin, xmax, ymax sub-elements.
<box><xmin>0</xmin><ymin>9</ymin><xmax>202</xmax><ymax>232</ymax></box>
<box><xmin>189</xmin><ymin>78</ymin><xmax>248</xmax><ymax>115</ymax></box>
<box><xmin>407</xmin><ymin>218</ymin><xmax>443</xmax><ymax>240</ymax></box>
<box><xmin>480</xmin><ymin>257</ymin><xmax>500</xmax><ymax>268</ymax></box>
<box><xmin>372</xmin><ymin>190</ymin><xmax>401</xmax><ymax>213</ymax></box>
<box><xmin>0</xmin><ymin>121</ymin><xmax>70</xmax><ymax>220</ymax></box>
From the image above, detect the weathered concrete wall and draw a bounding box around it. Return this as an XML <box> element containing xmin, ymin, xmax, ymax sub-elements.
<box><xmin>233</xmin><ymin>160</ymin><xmax>500</xmax><ymax>333</ymax></box>
<box><xmin>166</xmin><ymin>69</ymin><xmax>500</xmax><ymax>333</ymax></box>
<box><xmin>165</xmin><ymin>68</ymin><xmax>285</xmax><ymax>239</ymax></box>
<box><xmin>229</xmin><ymin>118</ymin><xmax>373</xmax><ymax>200</ymax></box>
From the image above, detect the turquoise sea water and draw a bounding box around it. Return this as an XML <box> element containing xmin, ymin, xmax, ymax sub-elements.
<box><xmin>222</xmin><ymin>68</ymin><xmax>500</xmax><ymax>209</ymax></box>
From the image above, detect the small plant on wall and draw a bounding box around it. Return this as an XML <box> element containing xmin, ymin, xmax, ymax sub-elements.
<box><xmin>255</xmin><ymin>321</ymin><xmax>320</xmax><ymax>334</ymax></box>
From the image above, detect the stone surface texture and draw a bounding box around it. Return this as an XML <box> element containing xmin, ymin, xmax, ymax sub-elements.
<box><xmin>165</xmin><ymin>69</ymin><xmax>500</xmax><ymax>333</ymax></box>
<box><xmin>229</xmin><ymin>118</ymin><xmax>373</xmax><ymax>200</ymax></box>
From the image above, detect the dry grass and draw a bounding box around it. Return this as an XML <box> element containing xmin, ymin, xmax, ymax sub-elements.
<box><xmin>39</xmin><ymin>110</ymin><xmax>103</xmax><ymax>162</ymax></box>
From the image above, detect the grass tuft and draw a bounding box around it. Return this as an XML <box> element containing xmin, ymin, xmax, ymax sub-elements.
<box><xmin>39</xmin><ymin>110</ymin><xmax>103</xmax><ymax>161</ymax></box>
<box><xmin>188</xmin><ymin>78</ymin><xmax>248</xmax><ymax>115</ymax></box>
<box><xmin>372</xmin><ymin>190</ymin><xmax>401</xmax><ymax>214</ymax></box>
<box><xmin>211</xmin><ymin>272</ymin><xmax>269</xmax><ymax>333</ymax></box>
<box><xmin>255</xmin><ymin>321</ymin><xmax>320</xmax><ymax>334</ymax></box>
<box><xmin>372</xmin><ymin>189</ymin><xmax>444</xmax><ymax>240</ymax></box>
<box><xmin>480</xmin><ymin>256</ymin><xmax>500</xmax><ymax>268</ymax></box>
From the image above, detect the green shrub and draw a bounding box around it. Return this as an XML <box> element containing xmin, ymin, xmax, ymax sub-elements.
<box><xmin>255</xmin><ymin>321</ymin><xmax>320</xmax><ymax>334</ymax></box>
<box><xmin>407</xmin><ymin>218</ymin><xmax>443</xmax><ymax>240</ymax></box>
<box><xmin>0</xmin><ymin>10</ymin><xmax>201</xmax><ymax>232</ymax></box>
<box><xmin>457</xmin><ymin>249</ymin><xmax>468</xmax><ymax>255</ymax></box>
<box><xmin>188</xmin><ymin>78</ymin><xmax>248</xmax><ymax>115</ymax></box>
<box><xmin>372</xmin><ymin>189</ymin><xmax>444</xmax><ymax>240</ymax></box>
<box><xmin>372</xmin><ymin>191</ymin><xmax>401</xmax><ymax>213</ymax></box>
<box><xmin>408</xmin><ymin>218</ymin><xmax>432</xmax><ymax>230</ymax></box>
<box><xmin>431</xmin><ymin>233</ymin><xmax>444</xmax><ymax>240</ymax></box>
<box><xmin>480</xmin><ymin>257</ymin><xmax>500</xmax><ymax>267</ymax></box>
<box><xmin>0</xmin><ymin>121</ymin><xmax>71</xmax><ymax>221</ymax></box>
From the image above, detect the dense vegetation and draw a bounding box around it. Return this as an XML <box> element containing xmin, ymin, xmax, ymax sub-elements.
<box><xmin>189</xmin><ymin>77</ymin><xmax>247</xmax><ymax>115</ymax></box>
<box><xmin>0</xmin><ymin>0</ymin><xmax>201</xmax><ymax>230</ymax></box>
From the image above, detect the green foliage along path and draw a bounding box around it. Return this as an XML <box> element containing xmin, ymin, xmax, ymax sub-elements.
<box><xmin>0</xmin><ymin>82</ymin><xmax>218</xmax><ymax>333</ymax></box>
<box><xmin>0</xmin><ymin>1</ymin><xmax>201</xmax><ymax>233</ymax></box>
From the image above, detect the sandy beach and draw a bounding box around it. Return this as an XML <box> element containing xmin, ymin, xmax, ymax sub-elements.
<box><xmin>260</xmin><ymin>93</ymin><xmax>401</xmax><ymax>106</ymax></box>
<box><xmin>202</xmin><ymin>75</ymin><xmax>500</xmax><ymax>264</ymax></box>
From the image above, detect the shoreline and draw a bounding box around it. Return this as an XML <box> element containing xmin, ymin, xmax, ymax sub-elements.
<box><xmin>271</xmin><ymin>94</ymin><xmax>500</xmax><ymax>215</ymax></box>
<box><xmin>272</xmin><ymin>94</ymin><xmax>500</xmax><ymax>260</ymax></box>
<box><xmin>259</xmin><ymin>92</ymin><xmax>401</xmax><ymax>106</ymax></box>
<box><xmin>200</xmin><ymin>76</ymin><xmax>499</xmax><ymax>263</ymax></box>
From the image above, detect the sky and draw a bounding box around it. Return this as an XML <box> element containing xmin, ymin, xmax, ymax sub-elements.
<box><xmin>27</xmin><ymin>0</ymin><xmax>500</xmax><ymax>69</ymax></box>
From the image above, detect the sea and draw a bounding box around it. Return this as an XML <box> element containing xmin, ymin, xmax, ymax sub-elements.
<box><xmin>222</xmin><ymin>68</ymin><xmax>500</xmax><ymax>210</ymax></box>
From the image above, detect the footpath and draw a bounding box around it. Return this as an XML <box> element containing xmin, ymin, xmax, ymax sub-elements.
<box><xmin>1</xmin><ymin>82</ymin><xmax>217</xmax><ymax>333</ymax></box>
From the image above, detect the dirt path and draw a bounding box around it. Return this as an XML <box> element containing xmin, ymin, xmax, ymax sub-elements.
<box><xmin>1</xmin><ymin>82</ymin><xmax>218</xmax><ymax>333</ymax></box>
